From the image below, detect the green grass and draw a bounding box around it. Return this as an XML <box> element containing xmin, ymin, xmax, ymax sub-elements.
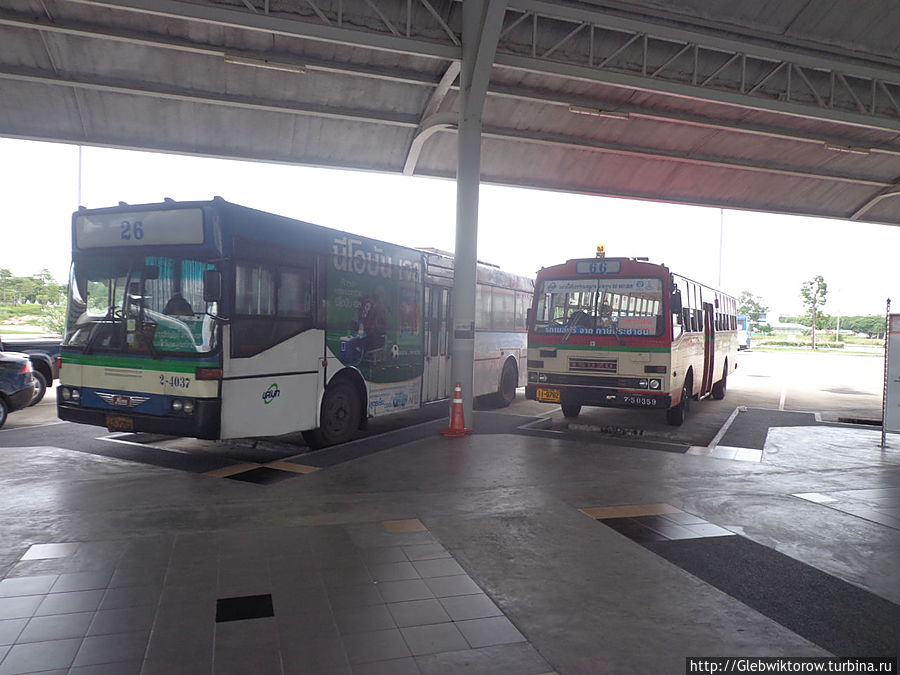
<box><xmin>841</xmin><ymin>336</ymin><xmax>884</xmax><ymax>346</ymax></box>
<box><xmin>0</xmin><ymin>304</ymin><xmax>42</xmax><ymax>321</ymax></box>
<box><xmin>0</xmin><ymin>326</ymin><xmax>45</xmax><ymax>335</ymax></box>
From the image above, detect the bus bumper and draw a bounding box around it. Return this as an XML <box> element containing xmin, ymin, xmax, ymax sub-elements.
<box><xmin>57</xmin><ymin>396</ymin><xmax>221</xmax><ymax>439</ymax></box>
<box><xmin>526</xmin><ymin>384</ymin><xmax>671</xmax><ymax>410</ymax></box>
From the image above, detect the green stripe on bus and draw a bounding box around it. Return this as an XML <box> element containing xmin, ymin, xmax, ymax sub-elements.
<box><xmin>63</xmin><ymin>353</ymin><xmax>212</xmax><ymax>373</ymax></box>
<box><xmin>529</xmin><ymin>343</ymin><xmax>671</xmax><ymax>353</ymax></box>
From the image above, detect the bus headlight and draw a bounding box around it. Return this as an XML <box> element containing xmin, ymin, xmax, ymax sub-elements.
<box><xmin>538</xmin><ymin>373</ymin><xmax>549</xmax><ymax>383</ymax></box>
<box><xmin>638</xmin><ymin>378</ymin><xmax>649</xmax><ymax>389</ymax></box>
<box><xmin>70</xmin><ymin>388</ymin><xmax>81</xmax><ymax>402</ymax></box>
<box><xmin>649</xmin><ymin>379</ymin><xmax>661</xmax><ymax>390</ymax></box>
<box><xmin>61</xmin><ymin>388</ymin><xmax>71</xmax><ymax>401</ymax></box>
<box><xmin>528</xmin><ymin>372</ymin><xmax>538</xmax><ymax>383</ymax></box>
<box><xmin>171</xmin><ymin>399</ymin><xmax>195</xmax><ymax>414</ymax></box>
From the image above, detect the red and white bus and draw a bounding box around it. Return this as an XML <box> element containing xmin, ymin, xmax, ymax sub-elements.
<box><xmin>525</xmin><ymin>256</ymin><xmax>738</xmax><ymax>425</ymax></box>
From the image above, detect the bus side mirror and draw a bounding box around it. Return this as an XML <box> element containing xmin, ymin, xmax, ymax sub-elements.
<box><xmin>526</xmin><ymin>307</ymin><xmax>532</xmax><ymax>327</ymax></box>
<box><xmin>671</xmin><ymin>289</ymin><xmax>682</xmax><ymax>314</ymax></box>
<box><xmin>203</xmin><ymin>270</ymin><xmax>222</xmax><ymax>303</ymax></box>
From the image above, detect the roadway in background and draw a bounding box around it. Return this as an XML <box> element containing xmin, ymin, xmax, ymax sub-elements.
<box><xmin>0</xmin><ymin>349</ymin><xmax>887</xmax><ymax>456</ymax></box>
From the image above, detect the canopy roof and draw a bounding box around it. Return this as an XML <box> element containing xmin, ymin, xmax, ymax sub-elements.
<box><xmin>2</xmin><ymin>0</ymin><xmax>900</xmax><ymax>224</ymax></box>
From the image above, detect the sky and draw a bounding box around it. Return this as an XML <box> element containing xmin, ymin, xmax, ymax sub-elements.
<box><xmin>1</xmin><ymin>136</ymin><xmax>898</xmax><ymax>317</ymax></box>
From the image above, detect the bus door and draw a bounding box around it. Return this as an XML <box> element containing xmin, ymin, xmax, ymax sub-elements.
<box><xmin>423</xmin><ymin>285</ymin><xmax>441</xmax><ymax>402</ymax></box>
<box><xmin>437</xmin><ymin>288</ymin><xmax>452</xmax><ymax>399</ymax></box>
<box><xmin>701</xmin><ymin>302</ymin><xmax>716</xmax><ymax>397</ymax></box>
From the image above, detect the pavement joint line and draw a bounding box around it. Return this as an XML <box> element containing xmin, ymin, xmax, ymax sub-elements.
<box><xmin>580</xmin><ymin>503</ymin><xmax>682</xmax><ymax>519</ymax></box>
<box><xmin>298</xmin><ymin>415</ymin><xmax>446</xmax><ymax>457</ymax></box>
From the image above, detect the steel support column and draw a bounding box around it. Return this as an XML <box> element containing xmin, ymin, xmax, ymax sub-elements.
<box><xmin>450</xmin><ymin>0</ymin><xmax>506</xmax><ymax>428</ymax></box>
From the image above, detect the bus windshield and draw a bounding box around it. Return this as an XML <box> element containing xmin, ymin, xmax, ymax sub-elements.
<box><xmin>533</xmin><ymin>277</ymin><xmax>665</xmax><ymax>337</ymax></box>
<box><xmin>63</xmin><ymin>256</ymin><xmax>218</xmax><ymax>354</ymax></box>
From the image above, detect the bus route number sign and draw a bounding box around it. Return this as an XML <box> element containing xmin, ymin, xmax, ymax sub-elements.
<box><xmin>576</xmin><ymin>261</ymin><xmax>621</xmax><ymax>275</ymax></box>
<box><xmin>75</xmin><ymin>209</ymin><xmax>205</xmax><ymax>249</ymax></box>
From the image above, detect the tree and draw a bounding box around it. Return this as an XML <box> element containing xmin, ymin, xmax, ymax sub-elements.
<box><xmin>0</xmin><ymin>268</ymin><xmax>11</xmax><ymax>304</ymax></box>
<box><xmin>800</xmin><ymin>275</ymin><xmax>827</xmax><ymax>349</ymax></box>
<box><xmin>737</xmin><ymin>291</ymin><xmax>768</xmax><ymax>325</ymax></box>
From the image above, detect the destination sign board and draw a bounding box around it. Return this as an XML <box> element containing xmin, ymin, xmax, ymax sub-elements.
<box><xmin>576</xmin><ymin>260</ymin><xmax>621</xmax><ymax>275</ymax></box>
<box><xmin>75</xmin><ymin>209</ymin><xmax>204</xmax><ymax>249</ymax></box>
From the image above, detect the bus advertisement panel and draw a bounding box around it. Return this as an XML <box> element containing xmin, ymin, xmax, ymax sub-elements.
<box><xmin>328</xmin><ymin>235</ymin><xmax>424</xmax><ymax>416</ymax></box>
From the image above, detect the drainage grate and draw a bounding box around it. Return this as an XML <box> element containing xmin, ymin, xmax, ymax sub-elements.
<box><xmin>216</xmin><ymin>594</ymin><xmax>275</xmax><ymax>622</ymax></box>
<box><xmin>837</xmin><ymin>418</ymin><xmax>882</xmax><ymax>427</ymax></box>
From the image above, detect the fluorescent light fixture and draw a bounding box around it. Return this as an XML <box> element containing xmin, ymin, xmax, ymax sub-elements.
<box><xmin>224</xmin><ymin>54</ymin><xmax>307</xmax><ymax>74</ymax></box>
<box><xmin>568</xmin><ymin>105</ymin><xmax>630</xmax><ymax>120</ymax></box>
<box><xmin>823</xmin><ymin>142</ymin><xmax>870</xmax><ymax>155</ymax></box>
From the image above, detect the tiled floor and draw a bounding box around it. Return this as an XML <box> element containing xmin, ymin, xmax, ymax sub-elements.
<box><xmin>580</xmin><ymin>503</ymin><xmax>735</xmax><ymax>543</ymax></box>
<box><xmin>793</xmin><ymin>487</ymin><xmax>900</xmax><ymax>530</ymax></box>
<box><xmin>2</xmin><ymin>419</ymin><xmax>899</xmax><ymax>673</ymax></box>
<box><xmin>0</xmin><ymin>520</ymin><xmax>550</xmax><ymax>675</ymax></box>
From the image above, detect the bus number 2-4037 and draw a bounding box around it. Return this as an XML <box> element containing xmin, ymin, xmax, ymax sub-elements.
<box><xmin>120</xmin><ymin>220</ymin><xmax>144</xmax><ymax>240</ymax></box>
<box><xmin>160</xmin><ymin>374</ymin><xmax>190</xmax><ymax>389</ymax></box>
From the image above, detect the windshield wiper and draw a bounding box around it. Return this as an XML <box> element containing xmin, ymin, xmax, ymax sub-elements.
<box><xmin>562</xmin><ymin>312</ymin><xmax>588</xmax><ymax>344</ymax></box>
<box><xmin>139</xmin><ymin>324</ymin><xmax>161</xmax><ymax>360</ymax></box>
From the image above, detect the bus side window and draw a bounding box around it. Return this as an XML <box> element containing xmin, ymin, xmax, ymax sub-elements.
<box><xmin>673</xmin><ymin>307</ymin><xmax>684</xmax><ymax>340</ymax></box>
<box><xmin>475</xmin><ymin>284</ymin><xmax>492</xmax><ymax>329</ymax></box>
<box><xmin>232</xmin><ymin>261</ymin><xmax>314</xmax><ymax>358</ymax></box>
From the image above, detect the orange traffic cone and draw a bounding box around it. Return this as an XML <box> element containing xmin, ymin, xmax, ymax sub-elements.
<box><xmin>442</xmin><ymin>382</ymin><xmax>473</xmax><ymax>437</ymax></box>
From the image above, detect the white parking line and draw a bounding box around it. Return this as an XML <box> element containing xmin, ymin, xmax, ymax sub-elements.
<box><xmin>98</xmin><ymin>434</ymin><xmax>192</xmax><ymax>455</ymax></box>
<box><xmin>0</xmin><ymin>421</ymin><xmax>68</xmax><ymax>433</ymax></box>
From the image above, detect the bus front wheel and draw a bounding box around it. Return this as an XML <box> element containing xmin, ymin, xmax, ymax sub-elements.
<box><xmin>561</xmin><ymin>403</ymin><xmax>581</xmax><ymax>419</ymax></box>
<box><xmin>666</xmin><ymin>378</ymin><xmax>691</xmax><ymax>426</ymax></box>
<box><xmin>303</xmin><ymin>380</ymin><xmax>362</xmax><ymax>449</ymax></box>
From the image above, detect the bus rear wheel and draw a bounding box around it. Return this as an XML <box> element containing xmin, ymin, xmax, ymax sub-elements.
<box><xmin>493</xmin><ymin>361</ymin><xmax>518</xmax><ymax>408</ymax></box>
<box><xmin>711</xmin><ymin>363</ymin><xmax>727</xmax><ymax>400</ymax></box>
<box><xmin>666</xmin><ymin>378</ymin><xmax>691</xmax><ymax>426</ymax></box>
<box><xmin>303</xmin><ymin>380</ymin><xmax>361</xmax><ymax>449</ymax></box>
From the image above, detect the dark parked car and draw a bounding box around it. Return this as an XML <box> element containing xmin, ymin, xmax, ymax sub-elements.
<box><xmin>0</xmin><ymin>351</ymin><xmax>36</xmax><ymax>428</ymax></box>
<box><xmin>0</xmin><ymin>336</ymin><xmax>60</xmax><ymax>406</ymax></box>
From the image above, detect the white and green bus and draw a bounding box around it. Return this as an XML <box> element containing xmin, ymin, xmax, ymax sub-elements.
<box><xmin>57</xmin><ymin>199</ymin><xmax>533</xmax><ymax>447</ymax></box>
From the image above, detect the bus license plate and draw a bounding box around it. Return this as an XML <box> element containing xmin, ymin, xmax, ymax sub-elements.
<box><xmin>106</xmin><ymin>415</ymin><xmax>134</xmax><ymax>432</ymax></box>
<box><xmin>536</xmin><ymin>388</ymin><xmax>561</xmax><ymax>403</ymax></box>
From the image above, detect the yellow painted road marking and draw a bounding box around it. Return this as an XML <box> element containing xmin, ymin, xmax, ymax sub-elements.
<box><xmin>580</xmin><ymin>503</ymin><xmax>681</xmax><ymax>520</ymax></box>
<box><xmin>204</xmin><ymin>463</ymin><xmax>261</xmax><ymax>478</ymax></box>
<box><xmin>383</xmin><ymin>519</ymin><xmax>426</xmax><ymax>533</ymax></box>
<box><xmin>264</xmin><ymin>461</ymin><xmax>320</xmax><ymax>474</ymax></box>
